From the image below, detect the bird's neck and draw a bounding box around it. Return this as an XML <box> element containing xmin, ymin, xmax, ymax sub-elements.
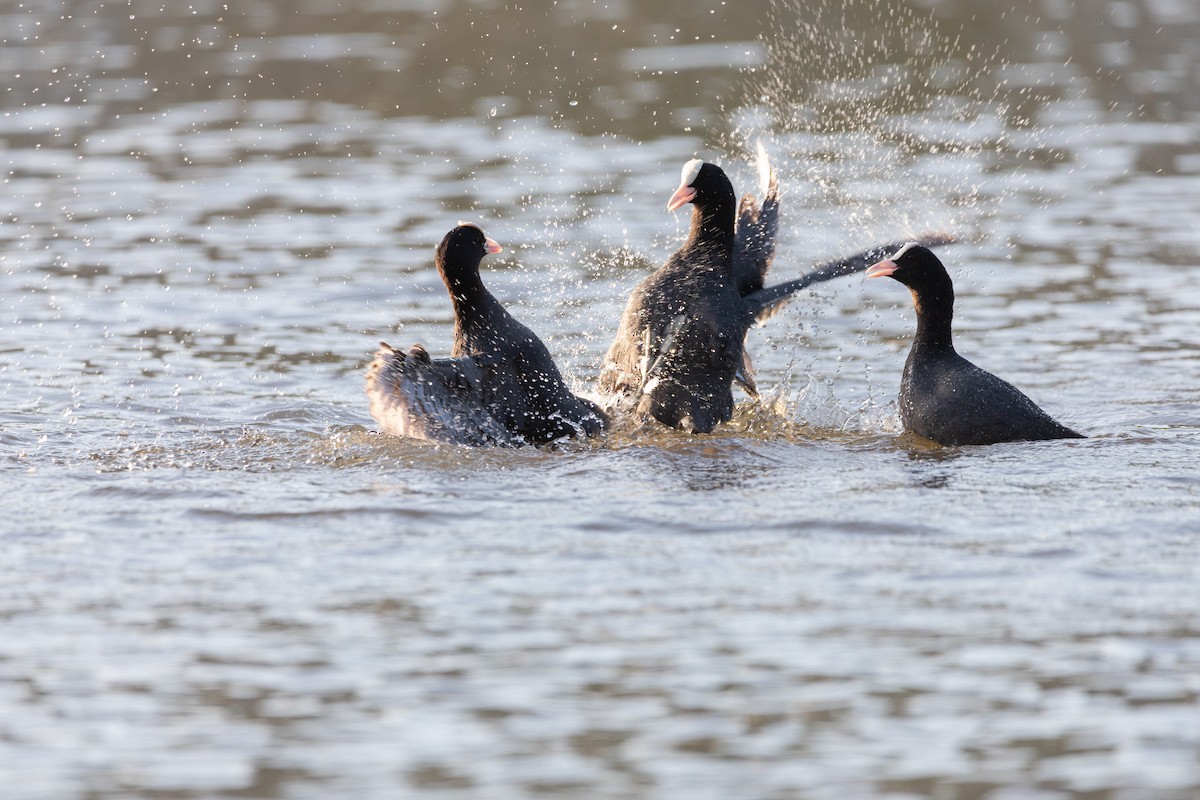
<box><xmin>684</xmin><ymin>196</ymin><xmax>736</xmax><ymax>263</ymax></box>
<box><xmin>911</xmin><ymin>286</ymin><xmax>955</xmax><ymax>354</ymax></box>
<box><xmin>445</xmin><ymin>272</ymin><xmax>494</xmax><ymax>329</ymax></box>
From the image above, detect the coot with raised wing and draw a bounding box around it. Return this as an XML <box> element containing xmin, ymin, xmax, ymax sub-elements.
<box><xmin>367</xmin><ymin>223</ymin><xmax>606</xmax><ymax>446</ymax></box>
<box><xmin>600</xmin><ymin>150</ymin><xmax>950</xmax><ymax>433</ymax></box>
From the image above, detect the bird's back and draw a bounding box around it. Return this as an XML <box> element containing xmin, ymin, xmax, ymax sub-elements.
<box><xmin>462</xmin><ymin>302</ymin><xmax>606</xmax><ymax>443</ymax></box>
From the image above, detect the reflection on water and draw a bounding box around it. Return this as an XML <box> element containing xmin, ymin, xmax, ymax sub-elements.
<box><xmin>3</xmin><ymin>0</ymin><xmax>1200</xmax><ymax>798</ymax></box>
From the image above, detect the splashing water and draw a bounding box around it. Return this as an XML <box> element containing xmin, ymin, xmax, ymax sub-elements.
<box><xmin>3</xmin><ymin>2</ymin><xmax>1200</xmax><ymax>799</ymax></box>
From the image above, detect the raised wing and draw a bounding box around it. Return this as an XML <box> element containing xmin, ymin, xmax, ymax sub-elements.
<box><xmin>366</xmin><ymin>342</ymin><xmax>525</xmax><ymax>446</ymax></box>
<box><xmin>732</xmin><ymin>141</ymin><xmax>780</xmax><ymax>297</ymax></box>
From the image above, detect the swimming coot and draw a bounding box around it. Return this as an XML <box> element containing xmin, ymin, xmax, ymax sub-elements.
<box><xmin>599</xmin><ymin>148</ymin><xmax>953</xmax><ymax>433</ymax></box>
<box><xmin>367</xmin><ymin>223</ymin><xmax>607</xmax><ymax>446</ymax></box>
<box><xmin>866</xmin><ymin>243</ymin><xmax>1083</xmax><ymax>446</ymax></box>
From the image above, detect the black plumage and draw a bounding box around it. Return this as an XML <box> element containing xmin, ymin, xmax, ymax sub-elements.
<box><xmin>867</xmin><ymin>243</ymin><xmax>1083</xmax><ymax>446</ymax></box>
<box><xmin>367</xmin><ymin>223</ymin><xmax>606</xmax><ymax>446</ymax></box>
<box><xmin>600</xmin><ymin>150</ymin><xmax>951</xmax><ymax>433</ymax></box>
<box><xmin>598</xmin><ymin>159</ymin><xmax>743</xmax><ymax>433</ymax></box>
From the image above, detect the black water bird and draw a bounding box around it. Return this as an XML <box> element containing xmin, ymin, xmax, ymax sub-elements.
<box><xmin>366</xmin><ymin>223</ymin><xmax>607</xmax><ymax>446</ymax></box>
<box><xmin>599</xmin><ymin>148</ymin><xmax>950</xmax><ymax>433</ymax></box>
<box><xmin>866</xmin><ymin>243</ymin><xmax>1083</xmax><ymax>446</ymax></box>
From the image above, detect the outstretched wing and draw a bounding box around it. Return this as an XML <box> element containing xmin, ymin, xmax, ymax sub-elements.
<box><xmin>742</xmin><ymin>233</ymin><xmax>957</xmax><ymax>325</ymax></box>
<box><xmin>732</xmin><ymin>141</ymin><xmax>780</xmax><ymax>297</ymax></box>
<box><xmin>366</xmin><ymin>342</ymin><xmax>524</xmax><ymax>446</ymax></box>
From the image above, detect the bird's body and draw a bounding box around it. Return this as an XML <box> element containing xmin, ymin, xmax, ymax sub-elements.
<box><xmin>899</xmin><ymin>341</ymin><xmax>1082</xmax><ymax>446</ymax></box>
<box><xmin>367</xmin><ymin>224</ymin><xmax>606</xmax><ymax>446</ymax></box>
<box><xmin>603</xmin><ymin>237</ymin><xmax>744</xmax><ymax>432</ymax></box>
<box><xmin>868</xmin><ymin>243</ymin><xmax>1082</xmax><ymax>446</ymax></box>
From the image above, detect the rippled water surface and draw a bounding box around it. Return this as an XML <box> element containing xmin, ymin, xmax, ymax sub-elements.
<box><xmin>3</xmin><ymin>0</ymin><xmax>1200</xmax><ymax>797</ymax></box>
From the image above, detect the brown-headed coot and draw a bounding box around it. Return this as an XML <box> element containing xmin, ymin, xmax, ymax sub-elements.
<box><xmin>367</xmin><ymin>223</ymin><xmax>607</xmax><ymax>446</ymax></box>
<box><xmin>866</xmin><ymin>242</ymin><xmax>1083</xmax><ymax>446</ymax></box>
<box><xmin>599</xmin><ymin>147</ymin><xmax>952</xmax><ymax>433</ymax></box>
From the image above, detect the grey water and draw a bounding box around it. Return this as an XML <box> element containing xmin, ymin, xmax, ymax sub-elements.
<box><xmin>3</xmin><ymin>0</ymin><xmax>1200</xmax><ymax>798</ymax></box>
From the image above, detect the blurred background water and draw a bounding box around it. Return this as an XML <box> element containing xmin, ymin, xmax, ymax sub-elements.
<box><xmin>2</xmin><ymin>0</ymin><xmax>1199</xmax><ymax>798</ymax></box>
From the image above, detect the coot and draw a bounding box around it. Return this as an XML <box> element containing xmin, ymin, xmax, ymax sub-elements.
<box><xmin>866</xmin><ymin>243</ymin><xmax>1083</xmax><ymax>446</ymax></box>
<box><xmin>367</xmin><ymin>223</ymin><xmax>607</xmax><ymax>446</ymax></box>
<box><xmin>600</xmin><ymin>148</ymin><xmax>951</xmax><ymax>433</ymax></box>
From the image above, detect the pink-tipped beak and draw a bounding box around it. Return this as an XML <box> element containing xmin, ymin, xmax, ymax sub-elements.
<box><xmin>866</xmin><ymin>259</ymin><xmax>897</xmax><ymax>279</ymax></box>
<box><xmin>666</xmin><ymin>184</ymin><xmax>696</xmax><ymax>212</ymax></box>
<box><xmin>484</xmin><ymin>237</ymin><xmax>503</xmax><ymax>255</ymax></box>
